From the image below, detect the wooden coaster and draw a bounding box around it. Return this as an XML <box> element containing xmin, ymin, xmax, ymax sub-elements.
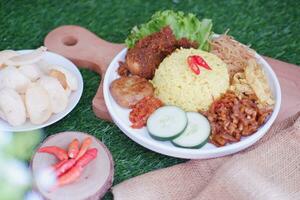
<box><xmin>31</xmin><ymin>131</ymin><xmax>114</xmax><ymax>200</ymax></box>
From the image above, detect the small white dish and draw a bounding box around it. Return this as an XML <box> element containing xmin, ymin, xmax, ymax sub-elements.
<box><xmin>103</xmin><ymin>48</ymin><xmax>281</xmax><ymax>159</ymax></box>
<box><xmin>0</xmin><ymin>50</ymin><xmax>83</xmax><ymax>132</ymax></box>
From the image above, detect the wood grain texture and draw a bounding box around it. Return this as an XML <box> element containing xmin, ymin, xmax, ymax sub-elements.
<box><xmin>44</xmin><ymin>25</ymin><xmax>300</xmax><ymax>123</ymax></box>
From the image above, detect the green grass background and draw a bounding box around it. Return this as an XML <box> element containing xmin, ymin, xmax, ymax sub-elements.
<box><xmin>0</xmin><ymin>0</ymin><xmax>299</xmax><ymax>199</ymax></box>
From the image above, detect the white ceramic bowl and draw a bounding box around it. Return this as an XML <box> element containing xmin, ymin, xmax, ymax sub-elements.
<box><xmin>103</xmin><ymin>48</ymin><xmax>281</xmax><ymax>159</ymax></box>
<box><xmin>0</xmin><ymin>50</ymin><xmax>83</xmax><ymax>132</ymax></box>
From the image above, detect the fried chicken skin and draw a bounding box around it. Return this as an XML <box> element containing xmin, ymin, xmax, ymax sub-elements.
<box><xmin>110</xmin><ymin>75</ymin><xmax>154</xmax><ymax>108</ymax></box>
<box><xmin>117</xmin><ymin>61</ymin><xmax>130</xmax><ymax>77</ymax></box>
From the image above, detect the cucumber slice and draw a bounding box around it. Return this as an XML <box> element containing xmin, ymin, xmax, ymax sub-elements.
<box><xmin>172</xmin><ymin>112</ymin><xmax>211</xmax><ymax>148</ymax></box>
<box><xmin>147</xmin><ymin>106</ymin><xmax>187</xmax><ymax>141</ymax></box>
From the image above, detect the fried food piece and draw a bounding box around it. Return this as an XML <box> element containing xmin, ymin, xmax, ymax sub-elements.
<box><xmin>0</xmin><ymin>88</ymin><xmax>26</xmax><ymax>126</ymax></box>
<box><xmin>110</xmin><ymin>76</ymin><xmax>154</xmax><ymax>108</ymax></box>
<box><xmin>117</xmin><ymin>61</ymin><xmax>130</xmax><ymax>77</ymax></box>
<box><xmin>245</xmin><ymin>59</ymin><xmax>275</xmax><ymax>107</ymax></box>
<box><xmin>230</xmin><ymin>72</ymin><xmax>255</xmax><ymax>99</ymax></box>
<box><xmin>126</xmin><ymin>47</ymin><xmax>163</xmax><ymax>79</ymax></box>
<box><xmin>125</xmin><ymin>26</ymin><xmax>198</xmax><ymax>79</ymax></box>
<box><xmin>125</xmin><ymin>27</ymin><xmax>175</xmax><ymax>79</ymax></box>
<box><xmin>210</xmin><ymin>35</ymin><xmax>255</xmax><ymax>79</ymax></box>
<box><xmin>25</xmin><ymin>83</ymin><xmax>52</xmax><ymax>125</ymax></box>
<box><xmin>206</xmin><ymin>91</ymin><xmax>272</xmax><ymax>147</ymax></box>
<box><xmin>177</xmin><ymin>38</ymin><xmax>198</xmax><ymax>49</ymax></box>
<box><xmin>49</xmin><ymin>69</ymin><xmax>68</xmax><ymax>89</ymax></box>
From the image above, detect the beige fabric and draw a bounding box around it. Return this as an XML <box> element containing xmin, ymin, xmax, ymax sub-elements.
<box><xmin>112</xmin><ymin>112</ymin><xmax>300</xmax><ymax>200</ymax></box>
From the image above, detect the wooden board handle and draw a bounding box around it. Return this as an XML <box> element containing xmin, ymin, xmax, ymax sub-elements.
<box><xmin>44</xmin><ymin>25</ymin><xmax>124</xmax><ymax>121</ymax></box>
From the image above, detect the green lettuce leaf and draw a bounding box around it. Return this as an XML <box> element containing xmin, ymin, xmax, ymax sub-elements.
<box><xmin>125</xmin><ymin>10</ymin><xmax>213</xmax><ymax>51</ymax></box>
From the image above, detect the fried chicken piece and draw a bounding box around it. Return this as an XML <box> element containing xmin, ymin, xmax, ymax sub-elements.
<box><xmin>117</xmin><ymin>61</ymin><xmax>130</xmax><ymax>77</ymax></box>
<box><xmin>126</xmin><ymin>47</ymin><xmax>164</xmax><ymax>79</ymax></box>
<box><xmin>177</xmin><ymin>38</ymin><xmax>198</xmax><ymax>49</ymax></box>
<box><xmin>110</xmin><ymin>75</ymin><xmax>154</xmax><ymax>108</ymax></box>
<box><xmin>125</xmin><ymin>26</ymin><xmax>198</xmax><ymax>79</ymax></box>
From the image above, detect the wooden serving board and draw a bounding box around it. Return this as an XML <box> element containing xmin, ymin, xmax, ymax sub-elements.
<box><xmin>44</xmin><ymin>25</ymin><xmax>300</xmax><ymax>122</ymax></box>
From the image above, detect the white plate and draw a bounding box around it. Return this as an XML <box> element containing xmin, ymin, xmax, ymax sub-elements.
<box><xmin>0</xmin><ymin>50</ymin><xmax>83</xmax><ymax>132</ymax></box>
<box><xmin>103</xmin><ymin>48</ymin><xmax>281</xmax><ymax>159</ymax></box>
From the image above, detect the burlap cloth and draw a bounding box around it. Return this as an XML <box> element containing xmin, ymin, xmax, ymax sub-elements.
<box><xmin>112</xmin><ymin>112</ymin><xmax>300</xmax><ymax>200</ymax></box>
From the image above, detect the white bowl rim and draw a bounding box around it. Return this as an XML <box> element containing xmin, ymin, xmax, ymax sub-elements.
<box><xmin>103</xmin><ymin>48</ymin><xmax>281</xmax><ymax>159</ymax></box>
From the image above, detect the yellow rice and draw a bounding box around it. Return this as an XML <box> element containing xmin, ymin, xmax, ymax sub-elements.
<box><xmin>151</xmin><ymin>48</ymin><xmax>229</xmax><ymax>112</ymax></box>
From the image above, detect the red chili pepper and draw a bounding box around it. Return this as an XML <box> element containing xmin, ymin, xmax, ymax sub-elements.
<box><xmin>56</xmin><ymin>164</ymin><xmax>83</xmax><ymax>187</ymax></box>
<box><xmin>187</xmin><ymin>55</ymin><xmax>212</xmax><ymax>75</ymax></box>
<box><xmin>75</xmin><ymin>137</ymin><xmax>93</xmax><ymax>161</ymax></box>
<box><xmin>68</xmin><ymin>138</ymin><xmax>79</xmax><ymax>158</ymax></box>
<box><xmin>76</xmin><ymin>148</ymin><xmax>98</xmax><ymax>168</ymax></box>
<box><xmin>192</xmin><ymin>55</ymin><xmax>212</xmax><ymax>70</ymax></box>
<box><xmin>52</xmin><ymin>159</ymin><xmax>69</xmax><ymax>170</ymax></box>
<box><xmin>190</xmin><ymin>64</ymin><xmax>201</xmax><ymax>75</ymax></box>
<box><xmin>187</xmin><ymin>56</ymin><xmax>200</xmax><ymax>75</ymax></box>
<box><xmin>55</xmin><ymin>149</ymin><xmax>98</xmax><ymax>187</ymax></box>
<box><xmin>38</xmin><ymin>146</ymin><xmax>68</xmax><ymax>161</ymax></box>
<box><xmin>55</xmin><ymin>159</ymin><xmax>76</xmax><ymax>177</ymax></box>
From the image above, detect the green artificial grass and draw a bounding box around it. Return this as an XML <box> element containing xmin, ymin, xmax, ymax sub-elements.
<box><xmin>0</xmin><ymin>0</ymin><xmax>299</xmax><ymax>199</ymax></box>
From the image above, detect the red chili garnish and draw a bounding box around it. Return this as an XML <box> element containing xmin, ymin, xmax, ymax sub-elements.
<box><xmin>187</xmin><ymin>56</ymin><xmax>200</xmax><ymax>75</ymax></box>
<box><xmin>187</xmin><ymin>55</ymin><xmax>212</xmax><ymax>75</ymax></box>
<box><xmin>193</xmin><ymin>55</ymin><xmax>212</xmax><ymax>70</ymax></box>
